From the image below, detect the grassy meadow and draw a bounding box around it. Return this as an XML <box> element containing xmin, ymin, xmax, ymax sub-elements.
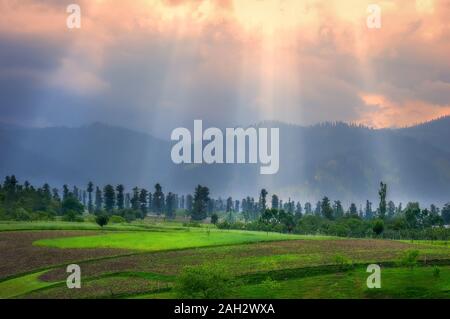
<box><xmin>0</xmin><ymin>220</ymin><xmax>449</xmax><ymax>299</ymax></box>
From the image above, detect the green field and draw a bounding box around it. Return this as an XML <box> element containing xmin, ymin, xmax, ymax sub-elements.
<box><xmin>33</xmin><ymin>228</ymin><xmax>329</xmax><ymax>251</ymax></box>
<box><xmin>0</xmin><ymin>221</ymin><xmax>449</xmax><ymax>299</ymax></box>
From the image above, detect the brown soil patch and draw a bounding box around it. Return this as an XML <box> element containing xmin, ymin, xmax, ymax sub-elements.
<box><xmin>0</xmin><ymin>231</ymin><xmax>131</xmax><ymax>279</ymax></box>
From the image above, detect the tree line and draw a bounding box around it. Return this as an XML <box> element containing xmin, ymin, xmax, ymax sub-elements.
<box><xmin>0</xmin><ymin>176</ymin><xmax>449</xmax><ymax>240</ymax></box>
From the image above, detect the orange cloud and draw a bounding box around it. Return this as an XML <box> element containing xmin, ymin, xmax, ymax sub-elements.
<box><xmin>359</xmin><ymin>94</ymin><xmax>450</xmax><ymax>128</ymax></box>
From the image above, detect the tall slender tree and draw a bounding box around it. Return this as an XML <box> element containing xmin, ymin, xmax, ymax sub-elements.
<box><xmin>259</xmin><ymin>189</ymin><xmax>268</xmax><ymax>213</ymax></box>
<box><xmin>139</xmin><ymin>188</ymin><xmax>148</xmax><ymax>218</ymax></box>
<box><xmin>153</xmin><ymin>183</ymin><xmax>164</xmax><ymax>215</ymax></box>
<box><xmin>95</xmin><ymin>187</ymin><xmax>103</xmax><ymax>213</ymax></box>
<box><xmin>103</xmin><ymin>185</ymin><xmax>115</xmax><ymax>213</ymax></box>
<box><xmin>378</xmin><ymin>182</ymin><xmax>387</xmax><ymax>219</ymax></box>
<box><xmin>116</xmin><ymin>184</ymin><xmax>125</xmax><ymax>210</ymax></box>
<box><xmin>321</xmin><ymin>197</ymin><xmax>333</xmax><ymax>220</ymax></box>
<box><xmin>131</xmin><ymin>187</ymin><xmax>140</xmax><ymax>211</ymax></box>
<box><xmin>271</xmin><ymin>194</ymin><xmax>279</xmax><ymax>210</ymax></box>
<box><xmin>191</xmin><ymin>185</ymin><xmax>209</xmax><ymax>221</ymax></box>
<box><xmin>87</xmin><ymin>182</ymin><xmax>94</xmax><ymax>214</ymax></box>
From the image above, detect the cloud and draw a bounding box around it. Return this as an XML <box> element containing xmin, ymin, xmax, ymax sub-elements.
<box><xmin>0</xmin><ymin>0</ymin><xmax>449</xmax><ymax>133</ymax></box>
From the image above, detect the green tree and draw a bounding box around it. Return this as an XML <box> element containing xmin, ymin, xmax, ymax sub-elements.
<box><xmin>259</xmin><ymin>189</ymin><xmax>268</xmax><ymax>213</ymax></box>
<box><xmin>321</xmin><ymin>197</ymin><xmax>333</xmax><ymax>220</ymax></box>
<box><xmin>103</xmin><ymin>184</ymin><xmax>116</xmax><ymax>213</ymax></box>
<box><xmin>304</xmin><ymin>202</ymin><xmax>312</xmax><ymax>215</ymax></box>
<box><xmin>152</xmin><ymin>183</ymin><xmax>164</xmax><ymax>215</ymax></box>
<box><xmin>191</xmin><ymin>185</ymin><xmax>209</xmax><ymax>221</ymax></box>
<box><xmin>62</xmin><ymin>184</ymin><xmax>69</xmax><ymax>201</ymax></box>
<box><xmin>139</xmin><ymin>188</ymin><xmax>148</xmax><ymax>218</ymax></box>
<box><xmin>87</xmin><ymin>182</ymin><xmax>94</xmax><ymax>214</ymax></box>
<box><xmin>442</xmin><ymin>203</ymin><xmax>450</xmax><ymax>225</ymax></box>
<box><xmin>387</xmin><ymin>201</ymin><xmax>396</xmax><ymax>218</ymax></box>
<box><xmin>348</xmin><ymin>203</ymin><xmax>358</xmax><ymax>218</ymax></box>
<box><xmin>131</xmin><ymin>187</ymin><xmax>140</xmax><ymax>211</ymax></box>
<box><xmin>116</xmin><ymin>184</ymin><xmax>125</xmax><ymax>210</ymax></box>
<box><xmin>186</xmin><ymin>194</ymin><xmax>193</xmax><ymax>212</ymax></box>
<box><xmin>165</xmin><ymin>192</ymin><xmax>176</xmax><ymax>219</ymax></box>
<box><xmin>333</xmin><ymin>200</ymin><xmax>344</xmax><ymax>219</ymax></box>
<box><xmin>95</xmin><ymin>187</ymin><xmax>103</xmax><ymax>212</ymax></box>
<box><xmin>365</xmin><ymin>200</ymin><xmax>373</xmax><ymax>220</ymax></box>
<box><xmin>378</xmin><ymin>182</ymin><xmax>387</xmax><ymax>219</ymax></box>
<box><xmin>295</xmin><ymin>202</ymin><xmax>302</xmax><ymax>218</ymax></box>
<box><xmin>62</xmin><ymin>195</ymin><xmax>84</xmax><ymax>215</ymax></box>
<box><xmin>271</xmin><ymin>194</ymin><xmax>279</xmax><ymax>210</ymax></box>
<box><xmin>226</xmin><ymin>197</ymin><xmax>233</xmax><ymax>212</ymax></box>
<box><xmin>404</xmin><ymin>202</ymin><xmax>421</xmax><ymax>229</ymax></box>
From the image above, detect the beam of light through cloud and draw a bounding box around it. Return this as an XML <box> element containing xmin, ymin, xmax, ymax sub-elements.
<box><xmin>0</xmin><ymin>0</ymin><xmax>449</xmax><ymax>134</ymax></box>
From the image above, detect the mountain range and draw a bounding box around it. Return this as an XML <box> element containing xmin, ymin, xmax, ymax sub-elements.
<box><xmin>1</xmin><ymin>117</ymin><xmax>450</xmax><ymax>206</ymax></box>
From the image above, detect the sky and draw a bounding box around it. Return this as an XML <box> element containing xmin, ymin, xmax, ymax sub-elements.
<box><xmin>1</xmin><ymin>0</ymin><xmax>450</xmax><ymax>138</ymax></box>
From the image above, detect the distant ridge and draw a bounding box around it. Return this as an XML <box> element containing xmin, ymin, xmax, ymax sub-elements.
<box><xmin>1</xmin><ymin>117</ymin><xmax>450</xmax><ymax>205</ymax></box>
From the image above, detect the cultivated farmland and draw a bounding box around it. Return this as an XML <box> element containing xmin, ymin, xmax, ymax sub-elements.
<box><xmin>0</xmin><ymin>221</ymin><xmax>449</xmax><ymax>299</ymax></box>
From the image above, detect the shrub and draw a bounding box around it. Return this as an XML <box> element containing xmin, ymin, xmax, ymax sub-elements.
<box><xmin>333</xmin><ymin>253</ymin><xmax>354</xmax><ymax>271</ymax></box>
<box><xmin>174</xmin><ymin>264</ymin><xmax>233</xmax><ymax>299</ymax></box>
<box><xmin>372</xmin><ymin>219</ymin><xmax>384</xmax><ymax>236</ymax></box>
<box><xmin>211</xmin><ymin>213</ymin><xmax>219</xmax><ymax>225</ymax></box>
<box><xmin>398</xmin><ymin>250</ymin><xmax>420</xmax><ymax>270</ymax></box>
<box><xmin>95</xmin><ymin>214</ymin><xmax>109</xmax><ymax>228</ymax></box>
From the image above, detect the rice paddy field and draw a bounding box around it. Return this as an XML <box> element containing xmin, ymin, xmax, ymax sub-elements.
<box><xmin>0</xmin><ymin>220</ymin><xmax>449</xmax><ymax>299</ymax></box>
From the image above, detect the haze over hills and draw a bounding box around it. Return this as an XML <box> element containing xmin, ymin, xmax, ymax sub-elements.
<box><xmin>1</xmin><ymin>117</ymin><xmax>450</xmax><ymax>206</ymax></box>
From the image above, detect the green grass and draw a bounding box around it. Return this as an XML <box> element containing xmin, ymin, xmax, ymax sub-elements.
<box><xmin>136</xmin><ymin>265</ymin><xmax>450</xmax><ymax>299</ymax></box>
<box><xmin>33</xmin><ymin>228</ymin><xmax>311</xmax><ymax>251</ymax></box>
<box><xmin>234</xmin><ymin>266</ymin><xmax>450</xmax><ymax>299</ymax></box>
<box><xmin>0</xmin><ymin>271</ymin><xmax>59</xmax><ymax>298</ymax></box>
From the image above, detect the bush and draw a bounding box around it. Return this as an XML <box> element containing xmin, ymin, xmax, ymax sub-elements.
<box><xmin>398</xmin><ymin>250</ymin><xmax>420</xmax><ymax>269</ymax></box>
<box><xmin>333</xmin><ymin>254</ymin><xmax>354</xmax><ymax>271</ymax></box>
<box><xmin>109</xmin><ymin>215</ymin><xmax>126</xmax><ymax>224</ymax></box>
<box><xmin>95</xmin><ymin>214</ymin><xmax>109</xmax><ymax>228</ymax></box>
<box><xmin>372</xmin><ymin>219</ymin><xmax>384</xmax><ymax>236</ymax></box>
<box><xmin>174</xmin><ymin>264</ymin><xmax>233</xmax><ymax>299</ymax></box>
<box><xmin>211</xmin><ymin>213</ymin><xmax>219</xmax><ymax>225</ymax></box>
